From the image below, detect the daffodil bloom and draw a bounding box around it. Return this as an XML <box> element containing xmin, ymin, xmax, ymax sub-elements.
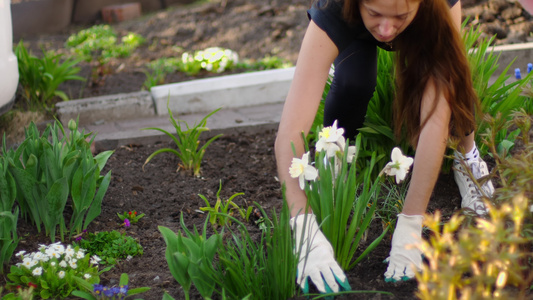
<box><xmin>382</xmin><ymin>147</ymin><xmax>414</xmax><ymax>184</ymax></box>
<box><xmin>289</xmin><ymin>152</ymin><xmax>318</xmax><ymax>190</ymax></box>
<box><xmin>346</xmin><ymin>145</ymin><xmax>356</xmax><ymax>164</ymax></box>
<box><xmin>316</xmin><ymin>120</ymin><xmax>345</xmax><ymax>158</ymax></box>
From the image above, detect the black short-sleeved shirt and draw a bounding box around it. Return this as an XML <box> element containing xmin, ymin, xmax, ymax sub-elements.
<box><xmin>308</xmin><ymin>0</ymin><xmax>459</xmax><ymax>52</ymax></box>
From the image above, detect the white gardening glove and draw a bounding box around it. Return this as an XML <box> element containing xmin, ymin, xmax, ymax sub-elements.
<box><xmin>384</xmin><ymin>213</ymin><xmax>424</xmax><ymax>282</ymax></box>
<box><xmin>290</xmin><ymin>214</ymin><xmax>351</xmax><ymax>294</ymax></box>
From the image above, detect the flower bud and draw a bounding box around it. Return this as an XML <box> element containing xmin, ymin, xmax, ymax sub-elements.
<box><xmin>68</xmin><ymin>119</ymin><xmax>77</xmax><ymax>131</ymax></box>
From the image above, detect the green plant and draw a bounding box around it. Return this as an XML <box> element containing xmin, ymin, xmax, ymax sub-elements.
<box><xmin>116</xmin><ymin>210</ymin><xmax>145</xmax><ymax>224</ymax></box>
<box><xmin>180</xmin><ymin>47</ymin><xmax>239</xmax><ymax>75</ymax></box>
<box><xmin>415</xmin><ymin>108</ymin><xmax>533</xmax><ymax>299</ymax></box>
<box><xmin>415</xmin><ymin>195</ymin><xmax>532</xmax><ymax>299</ymax></box>
<box><xmin>358</xmin><ymin>48</ymin><xmax>407</xmax><ymax>177</ymax></box>
<box><xmin>15</xmin><ymin>41</ymin><xmax>85</xmax><ymax>111</ymax></box>
<box><xmin>0</xmin><ymin>154</ymin><xmax>20</xmax><ymax>274</ymax></box>
<box><xmin>0</xmin><ymin>285</ymin><xmax>35</xmax><ymax>300</ymax></box>
<box><xmin>211</xmin><ymin>201</ymin><xmax>300</xmax><ymax>300</ymax></box>
<box><xmin>142</xmin><ymin>102</ymin><xmax>223</xmax><ymax>177</ymax></box>
<box><xmin>3</xmin><ymin>120</ymin><xmax>113</xmax><ymax>241</ymax></box>
<box><xmin>376</xmin><ymin>179</ymin><xmax>409</xmax><ymax>235</ymax></box>
<box><xmin>143</xmin><ymin>57</ymin><xmax>181</xmax><ymax>90</ymax></box>
<box><xmin>300</xmin><ymin>131</ymin><xmax>388</xmax><ymax>270</ymax></box>
<box><xmin>236</xmin><ymin>55</ymin><xmax>293</xmax><ymax>71</ymax></box>
<box><xmin>65</xmin><ymin>25</ymin><xmax>144</xmax><ymax>86</ymax></box>
<box><xmin>199</xmin><ymin>180</ymin><xmax>251</xmax><ymax>227</ymax></box>
<box><xmin>159</xmin><ymin>216</ymin><xmax>221</xmax><ymax>300</ymax></box>
<box><xmin>5</xmin><ymin>243</ymin><xmax>104</xmax><ymax>299</ymax></box>
<box><xmin>72</xmin><ymin>273</ymin><xmax>150</xmax><ymax>299</ymax></box>
<box><xmin>65</xmin><ymin>25</ymin><xmax>144</xmax><ymax>64</ymax></box>
<box><xmin>463</xmin><ymin>24</ymin><xmax>532</xmax><ymax>160</ymax></box>
<box><xmin>73</xmin><ymin>230</ymin><xmax>143</xmax><ymax>265</ymax></box>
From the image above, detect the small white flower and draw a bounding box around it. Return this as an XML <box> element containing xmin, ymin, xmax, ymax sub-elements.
<box><xmin>45</xmin><ymin>248</ymin><xmax>60</xmax><ymax>259</ymax></box>
<box><xmin>65</xmin><ymin>246</ymin><xmax>75</xmax><ymax>258</ymax></box>
<box><xmin>76</xmin><ymin>250</ymin><xmax>85</xmax><ymax>259</ymax></box>
<box><xmin>289</xmin><ymin>152</ymin><xmax>318</xmax><ymax>190</ymax></box>
<box><xmin>58</xmin><ymin>270</ymin><xmax>66</xmax><ymax>279</ymax></box>
<box><xmin>32</xmin><ymin>267</ymin><xmax>43</xmax><ymax>276</ymax></box>
<box><xmin>33</xmin><ymin>252</ymin><xmax>44</xmax><ymax>261</ymax></box>
<box><xmin>84</xmin><ymin>274</ymin><xmax>91</xmax><ymax>279</ymax></box>
<box><xmin>15</xmin><ymin>250</ymin><xmax>26</xmax><ymax>257</ymax></box>
<box><xmin>50</xmin><ymin>261</ymin><xmax>56</xmax><ymax>267</ymax></box>
<box><xmin>69</xmin><ymin>260</ymin><xmax>78</xmax><ymax>269</ymax></box>
<box><xmin>90</xmin><ymin>255</ymin><xmax>101</xmax><ymax>265</ymax></box>
<box><xmin>382</xmin><ymin>147</ymin><xmax>414</xmax><ymax>184</ymax></box>
<box><xmin>59</xmin><ymin>260</ymin><xmax>68</xmax><ymax>268</ymax></box>
<box><xmin>52</xmin><ymin>243</ymin><xmax>65</xmax><ymax>255</ymax></box>
<box><xmin>22</xmin><ymin>257</ymin><xmax>35</xmax><ymax>269</ymax></box>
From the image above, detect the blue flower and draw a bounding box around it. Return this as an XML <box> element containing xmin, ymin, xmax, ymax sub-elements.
<box><xmin>103</xmin><ymin>287</ymin><xmax>114</xmax><ymax>297</ymax></box>
<box><xmin>93</xmin><ymin>284</ymin><xmax>103</xmax><ymax>295</ymax></box>
<box><xmin>119</xmin><ymin>285</ymin><xmax>129</xmax><ymax>295</ymax></box>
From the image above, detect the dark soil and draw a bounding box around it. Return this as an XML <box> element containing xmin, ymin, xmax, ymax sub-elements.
<box><xmin>2</xmin><ymin>0</ymin><xmax>533</xmax><ymax>299</ymax></box>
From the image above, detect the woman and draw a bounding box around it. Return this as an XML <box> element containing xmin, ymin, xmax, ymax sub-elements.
<box><xmin>274</xmin><ymin>0</ymin><xmax>494</xmax><ymax>294</ymax></box>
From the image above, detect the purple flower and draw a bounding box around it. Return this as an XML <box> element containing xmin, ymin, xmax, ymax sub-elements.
<box><xmin>103</xmin><ymin>287</ymin><xmax>114</xmax><ymax>297</ymax></box>
<box><xmin>93</xmin><ymin>284</ymin><xmax>103</xmax><ymax>295</ymax></box>
<box><xmin>124</xmin><ymin>219</ymin><xmax>131</xmax><ymax>227</ymax></box>
<box><xmin>119</xmin><ymin>285</ymin><xmax>129</xmax><ymax>295</ymax></box>
<box><xmin>75</xmin><ymin>236</ymin><xmax>83</xmax><ymax>242</ymax></box>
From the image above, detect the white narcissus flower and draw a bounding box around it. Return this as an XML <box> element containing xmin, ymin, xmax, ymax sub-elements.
<box><xmin>346</xmin><ymin>145</ymin><xmax>357</xmax><ymax>164</ymax></box>
<box><xmin>316</xmin><ymin>120</ymin><xmax>345</xmax><ymax>158</ymax></box>
<box><xmin>382</xmin><ymin>147</ymin><xmax>414</xmax><ymax>184</ymax></box>
<box><xmin>289</xmin><ymin>152</ymin><xmax>318</xmax><ymax>190</ymax></box>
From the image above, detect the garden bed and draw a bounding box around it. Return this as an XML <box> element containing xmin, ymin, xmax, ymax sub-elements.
<box><xmin>2</xmin><ymin>126</ymin><xmax>468</xmax><ymax>299</ymax></box>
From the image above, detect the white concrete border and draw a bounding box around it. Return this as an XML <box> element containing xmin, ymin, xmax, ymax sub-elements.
<box><xmin>150</xmin><ymin>67</ymin><xmax>295</xmax><ymax>116</ymax></box>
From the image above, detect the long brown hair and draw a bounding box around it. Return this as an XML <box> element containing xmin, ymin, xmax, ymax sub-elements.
<box><xmin>344</xmin><ymin>0</ymin><xmax>479</xmax><ymax>147</ymax></box>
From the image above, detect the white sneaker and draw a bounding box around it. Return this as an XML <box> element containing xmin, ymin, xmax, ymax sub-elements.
<box><xmin>453</xmin><ymin>157</ymin><xmax>494</xmax><ymax>216</ymax></box>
